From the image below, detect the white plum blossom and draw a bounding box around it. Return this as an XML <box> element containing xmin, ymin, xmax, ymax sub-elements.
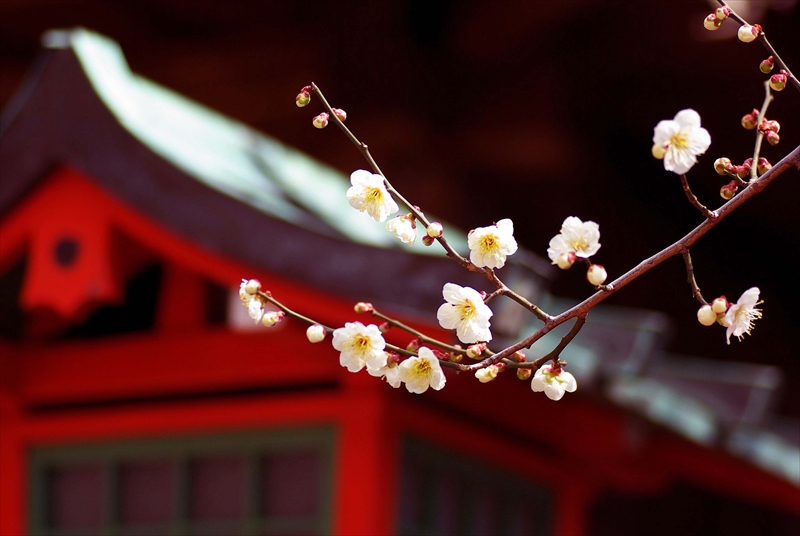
<box><xmin>723</xmin><ymin>287</ymin><xmax>762</xmax><ymax>344</ymax></box>
<box><xmin>247</xmin><ymin>297</ymin><xmax>265</xmax><ymax>324</ymax></box>
<box><xmin>332</xmin><ymin>322</ymin><xmax>388</xmax><ymax>373</ymax></box>
<box><xmin>652</xmin><ymin>109</ymin><xmax>711</xmax><ymax>175</ymax></box>
<box><xmin>306</xmin><ymin>324</ymin><xmax>326</xmax><ymax>343</ymax></box>
<box><xmin>367</xmin><ymin>359</ymin><xmax>402</xmax><ymax>388</ymax></box>
<box><xmin>468</xmin><ymin>218</ymin><xmax>518</xmax><ymax>269</ymax></box>
<box><xmin>436</xmin><ymin>283</ymin><xmax>493</xmax><ymax>343</ymax></box>
<box><xmin>398</xmin><ymin>347</ymin><xmax>446</xmax><ymax>394</ymax></box>
<box><xmin>475</xmin><ymin>365</ymin><xmax>501</xmax><ymax>383</ymax></box>
<box><xmin>547</xmin><ymin>217</ymin><xmax>601</xmax><ymax>268</ymax></box>
<box><xmin>346</xmin><ymin>170</ymin><xmax>399</xmax><ymax>222</ymax></box>
<box><xmin>531</xmin><ymin>364</ymin><xmax>577</xmax><ymax>401</ymax></box>
<box><xmin>386</xmin><ymin>214</ymin><xmax>417</xmax><ymax>246</ymax></box>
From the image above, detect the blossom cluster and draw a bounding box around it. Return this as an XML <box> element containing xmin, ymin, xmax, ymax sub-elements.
<box><xmin>697</xmin><ymin>288</ymin><xmax>763</xmax><ymax>345</ymax></box>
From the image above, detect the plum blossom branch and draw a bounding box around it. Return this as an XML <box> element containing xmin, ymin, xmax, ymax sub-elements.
<box><xmin>368</xmin><ymin>307</ymin><xmax>465</xmax><ymax>355</ymax></box>
<box><xmin>532</xmin><ymin>315</ymin><xmax>587</xmax><ymax>369</ymax></box>
<box><xmin>682</xmin><ymin>249</ymin><xmax>708</xmax><ymax>306</ymax></box>
<box><xmin>715</xmin><ymin>0</ymin><xmax>800</xmax><ymax>92</ymax></box>
<box><xmin>680</xmin><ymin>174</ymin><xmax>715</xmax><ymax>218</ymax></box>
<box><xmin>750</xmin><ymin>80</ymin><xmax>774</xmax><ymax>181</ymax></box>
<box><xmin>309</xmin><ymin>83</ymin><xmax>551</xmax><ymax>324</ymax></box>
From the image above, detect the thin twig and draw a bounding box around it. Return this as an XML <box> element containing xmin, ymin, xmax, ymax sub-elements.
<box><xmin>681</xmin><ymin>249</ymin><xmax>708</xmax><ymax>305</ymax></box>
<box><xmin>370</xmin><ymin>308</ymin><xmax>465</xmax><ymax>355</ymax></box>
<box><xmin>532</xmin><ymin>315</ymin><xmax>587</xmax><ymax>369</ymax></box>
<box><xmin>680</xmin><ymin>174</ymin><xmax>715</xmax><ymax>218</ymax></box>
<box><xmin>750</xmin><ymin>80</ymin><xmax>774</xmax><ymax>181</ymax></box>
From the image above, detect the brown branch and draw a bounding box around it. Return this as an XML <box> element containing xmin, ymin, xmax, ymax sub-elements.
<box><xmin>532</xmin><ymin>315</ymin><xmax>587</xmax><ymax>369</ymax></box>
<box><xmin>680</xmin><ymin>174</ymin><xmax>715</xmax><ymax>219</ymax></box>
<box><xmin>750</xmin><ymin>80</ymin><xmax>774</xmax><ymax>181</ymax></box>
<box><xmin>682</xmin><ymin>249</ymin><xmax>708</xmax><ymax>305</ymax></box>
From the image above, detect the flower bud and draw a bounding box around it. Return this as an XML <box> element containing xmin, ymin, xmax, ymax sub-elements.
<box><xmin>262</xmin><ymin>310</ymin><xmax>285</xmax><ymax>327</ymax></box>
<box><xmin>312</xmin><ymin>113</ymin><xmax>329</xmax><ymax>129</ymax></box>
<box><xmin>332</xmin><ymin>108</ymin><xmax>347</xmax><ymax>122</ymax></box>
<box><xmin>757</xmin><ymin>158</ymin><xmax>772</xmax><ymax>175</ymax></box>
<box><xmin>766</xmin><ymin>131</ymin><xmax>780</xmax><ymax>146</ymax></box>
<box><xmin>354</xmin><ymin>302</ymin><xmax>374</xmax><ymax>314</ymax></box>
<box><xmin>449</xmin><ymin>352</ymin><xmax>463</xmax><ymax>363</ymax></box>
<box><xmin>697</xmin><ymin>305</ymin><xmax>717</xmax><ymax>326</ymax></box>
<box><xmin>378</xmin><ymin>321</ymin><xmax>390</xmax><ymax>334</ymax></box>
<box><xmin>512</xmin><ymin>350</ymin><xmax>527</xmax><ymax>363</ymax></box>
<box><xmin>422</xmin><ymin>235</ymin><xmax>435</xmax><ymax>246</ymax></box>
<box><xmin>769</xmin><ymin>73</ymin><xmax>787</xmax><ymax>92</ymax></box>
<box><xmin>714</xmin><ymin>158</ymin><xmax>731</xmax><ymax>176</ymax></box>
<box><xmin>386</xmin><ymin>351</ymin><xmax>402</xmax><ymax>366</ymax></box>
<box><xmin>651</xmin><ymin>144</ymin><xmax>667</xmax><ymax>159</ymax></box>
<box><xmin>295</xmin><ymin>91</ymin><xmax>311</xmax><ymax>107</ymax></box>
<box><xmin>720</xmin><ymin>180</ymin><xmax>738</xmax><ymax>200</ymax></box>
<box><xmin>715</xmin><ymin>6</ymin><xmax>730</xmax><ymax>20</ymax></box>
<box><xmin>476</xmin><ymin>365</ymin><xmax>500</xmax><ymax>383</ymax></box>
<box><xmin>466</xmin><ymin>343</ymin><xmax>486</xmax><ymax>359</ymax></box>
<box><xmin>759</xmin><ymin>119</ymin><xmax>780</xmax><ymax>133</ymax></box>
<box><xmin>556</xmin><ymin>252</ymin><xmax>575</xmax><ymax>270</ymax></box>
<box><xmin>711</xmin><ymin>296</ymin><xmax>728</xmax><ymax>314</ymax></box>
<box><xmin>737</xmin><ymin>24</ymin><xmax>759</xmax><ymax>43</ymax></box>
<box><xmin>736</xmin><ymin>163</ymin><xmax>750</xmax><ymax>179</ymax></box>
<box><xmin>741</xmin><ymin>110</ymin><xmax>759</xmax><ymax>130</ymax></box>
<box><xmin>306</xmin><ymin>324</ymin><xmax>326</xmax><ymax>343</ymax></box>
<box><xmin>244</xmin><ymin>279</ymin><xmax>262</xmax><ymax>295</ymax></box>
<box><xmin>426</xmin><ymin>222</ymin><xmax>443</xmax><ymax>238</ymax></box>
<box><xmin>703</xmin><ymin>14</ymin><xmax>722</xmax><ymax>31</ymax></box>
<box><xmin>760</xmin><ymin>56</ymin><xmax>775</xmax><ymax>74</ymax></box>
<box><xmin>516</xmin><ymin>368</ymin><xmax>532</xmax><ymax>381</ymax></box>
<box><xmin>586</xmin><ymin>264</ymin><xmax>607</xmax><ymax>286</ymax></box>
<box><xmin>406</xmin><ymin>338</ymin><xmax>421</xmax><ymax>352</ymax></box>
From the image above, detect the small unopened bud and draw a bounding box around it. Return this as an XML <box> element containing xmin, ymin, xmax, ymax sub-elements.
<box><xmin>516</xmin><ymin>368</ymin><xmax>532</xmax><ymax>381</ymax></box>
<box><xmin>426</xmin><ymin>222</ymin><xmax>443</xmax><ymax>238</ymax></box>
<box><xmin>736</xmin><ymin>163</ymin><xmax>750</xmax><ymax>179</ymax></box>
<box><xmin>713</xmin><ymin>158</ymin><xmax>730</xmax><ymax>175</ymax></box>
<box><xmin>244</xmin><ymin>279</ymin><xmax>262</xmax><ymax>295</ymax></box>
<box><xmin>556</xmin><ymin>252</ymin><xmax>576</xmax><ymax>270</ymax></box>
<box><xmin>512</xmin><ymin>350</ymin><xmax>527</xmax><ymax>363</ymax></box>
<box><xmin>449</xmin><ymin>352</ymin><xmax>463</xmax><ymax>363</ymax></box>
<box><xmin>769</xmin><ymin>73</ymin><xmax>787</xmax><ymax>92</ymax></box>
<box><xmin>262</xmin><ymin>310</ymin><xmax>285</xmax><ymax>327</ymax></box>
<box><xmin>422</xmin><ymin>235</ymin><xmax>435</xmax><ymax>246</ymax></box>
<box><xmin>306</xmin><ymin>324</ymin><xmax>326</xmax><ymax>343</ymax></box>
<box><xmin>586</xmin><ymin>264</ymin><xmax>607</xmax><ymax>286</ymax></box>
<box><xmin>651</xmin><ymin>144</ymin><xmax>667</xmax><ymax>159</ymax></box>
<box><xmin>720</xmin><ymin>180</ymin><xmax>738</xmax><ymax>200</ymax></box>
<box><xmin>711</xmin><ymin>296</ymin><xmax>728</xmax><ymax>314</ymax></box>
<box><xmin>760</xmin><ymin>56</ymin><xmax>775</xmax><ymax>74</ymax></box>
<box><xmin>466</xmin><ymin>343</ymin><xmax>486</xmax><ymax>359</ymax></box>
<box><xmin>759</xmin><ymin>119</ymin><xmax>780</xmax><ymax>134</ymax></box>
<box><xmin>697</xmin><ymin>305</ymin><xmax>717</xmax><ymax>326</ymax></box>
<box><xmin>737</xmin><ymin>24</ymin><xmax>760</xmax><ymax>43</ymax></box>
<box><xmin>354</xmin><ymin>302</ymin><xmax>374</xmax><ymax>314</ymax></box>
<box><xmin>295</xmin><ymin>91</ymin><xmax>311</xmax><ymax>107</ymax></box>
<box><xmin>332</xmin><ymin>108</ymin><xmax>347</xmax><ymax>122</ymax></box>
<box><xmin>406</xmin><ymin>338</ymin><xmax>421</xmax><ymax>352</ymax></box>
<box><xmin>741</xmin><ymin>110</ymin><xmax>759</xmax><ymax>130</ymax></box>
<box><xmin>757</xmin><ymin>158</ymin><xmax>772</xmax><ymax>175</ymax></box>
<box><xmin>766</xmin><ymin>131</ymin><xmax>780</xmax><ymax>146</ymax></box>
<box><xmin>312</xmin><ymin>113</ymin><xmax>329</xmax><ymax>129</ymax></box>
<box><xmin>715</xmin><ymin>6</ymin><xmax>730</xmax><ymax>20</ymax></box>
<box><xmin>476</xmin><ymin>365</ymin><xmax>501</xmax><ymax>383</ymax></box>
<box><xmin>703</xmin><ymin>14</ymin><xmax>722</xmax><ymax>31</ymax></box>
<box><xmin>378</xmin><ymin>321</ymin><xmax>390</xmax><ymax>334</ymax></box>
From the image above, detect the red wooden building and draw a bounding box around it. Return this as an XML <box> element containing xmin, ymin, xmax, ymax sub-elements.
<box><xmin>1</xmin><ymin>29</ymin><xmax>798</xmax><ymax>535</ymax></box>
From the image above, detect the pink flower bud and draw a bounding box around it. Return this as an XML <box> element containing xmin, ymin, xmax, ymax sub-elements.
<box><xmin>512</xmin><ymin>350</ymin><xmax>527</xmax><ymax>363</ymax></box>
<box><xmin>332</xmin><ymin>108</ymin><xmax>347</xmax><ymax>122</ymax></box>
<box><xmin>713</xmin><ymin>158</ymin><xmax>731</xmax><ymax>176</ymax></box>
<box><xmin>715</xmin><ymin>6</ymin><xmax>730</xmax><ymax>20</ymax></box>
<box><xmin>759</xmin><ymin>119</ymin><xmax>780</xmax><ymax>133</ymax></box>
<box><xmin>516</xmin><ymin>368</ymin><xmax>532</xmax><ymax>381</ymax></box>
<box><xmin>757</xmin><ymin>158</ymin><xmax>772</xmax><ymax>175</ymax></box>
<box><xmin>720</xmin><ymin>180</ymin><xmax>738</xmax><ymax>200</ymax></box>
<box><xmin>295</xmin><ymin>91</ymin><xmax>311</xmax><ymax>107</ymax></box>
<box><xmin>736</xmin><ymin>162</ymin><xmax>751</xmax><ymax>179</ymax></box>
<box><xmin>711</xmin><ymin>296</ymin><xmax>728</xmax><ymax>314</ymax></box>
<box><xmin>766</xmin><ymin>131</ymin><xmax>780</xmax><ymax>146</ymax></box>
<box><xmin>737</xmin><ymin>24</ymin><xmax>760</xmax><ymax>43</ymax></box>
<box><xmin>741</xmin><ymin>110</ymin><xmax>759</xmax><ymax>130</ymax></box>
<box><xmin>406</xmin><ymin>338</ymin><xmax>421</xmax><ymax>352</ymax></box>
<box><xmin>306</xmin><ymin>324</ymin><xmax>326</xmax><ymax>343</ymax></box>
<box><xmin>378</xmin><ymin>321</ymin><xmax>390</xmax><ymax>334</ymax></box>
<box><xmin>697</xmin><ymin>305</ymin><xmax>717</xmax><ymax>326</ymax></box>
<box><xmin>703</xmin><ymin>14</ymin><xmax>722</xmax><ymax>31</ymax></box>
<box><xmin>386</xmin><ymin>351</ymin><xmax>402</xmax><ymax>366</ymax></box>
<box><xmin>354</xmin><ymin>302</ymin><xmax>374</xmax><ymax>314</ymax></box>
<box><xmin>262</xmin><ymin>310</ymin><xmax>285</xmax><ymax>327</ymax></box>
<box><xmin>769</xmin><ymin>73</ymin><xmax>787</xmax><ymax>92</ymax></box>
<box><xmin>426</xmin><ymin>222</ymin><xmax>444</xmax><ymax>238</ymax></box>
<box><xmin>760</xmin><ymin>56</ymin><xmax>775</xmax><ymax>74</ymax></box>
<box><xmin>466</xmin><ymin>343</ymin><xmax>486</xmax><ymax>359</ymax></box>
<box><xmin>586</xmin><ymin>264</ymin><xmax>608</xmax><ymax>286</ymax></box>
<box><xmin>422</xmin><ymin>235</ymin><xmax>435</xmax><ymax>246</ymax></box>
<box><xmin>312</xmin><ymin>113</ymin><xmax>329</xmax><ymax>129</ymax></box>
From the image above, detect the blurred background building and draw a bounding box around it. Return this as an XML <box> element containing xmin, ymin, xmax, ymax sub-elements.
<box><xmin>1</xmin><ymin>1</ymin><xmax>799</xmax><ymax>535</ymax></box>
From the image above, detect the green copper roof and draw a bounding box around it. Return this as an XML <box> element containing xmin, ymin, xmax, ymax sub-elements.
<box><xmin>43</xmin><ymin>28</ymin><xmax>467</xmax><ymax>255</ymax></box>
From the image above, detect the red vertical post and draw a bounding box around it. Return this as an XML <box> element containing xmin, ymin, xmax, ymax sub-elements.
<box><xmin>553</xmin><ymin>480</ymin><xmax>594</xmax><ymax>536</ymax></box>
<box><xmin>0</xmin><ymin>390</ymin><xmax>25</xmax><ymax>536</ymax></box>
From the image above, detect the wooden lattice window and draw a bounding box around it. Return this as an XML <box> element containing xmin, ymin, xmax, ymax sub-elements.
<box><xmin>29</xmin><ymin>427</ymin><xmax>334</xmax><ymax>536</ymax></box>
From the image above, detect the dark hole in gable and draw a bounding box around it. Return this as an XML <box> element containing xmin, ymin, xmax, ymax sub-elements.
<box><xmin>53</xmin><ymin>237</ymin><xmax>80</xmax><ymax>267</ymax></box>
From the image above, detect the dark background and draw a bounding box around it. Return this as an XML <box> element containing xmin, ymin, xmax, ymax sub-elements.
<box><xmin>1</xmin><ymin>0</ymin><xmax>798</xmax><ymax>417</ymax></box>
